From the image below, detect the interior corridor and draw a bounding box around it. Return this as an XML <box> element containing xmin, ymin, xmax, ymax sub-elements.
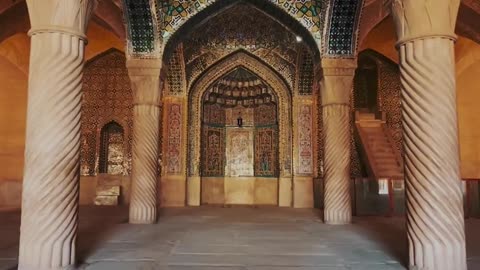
<box><xmin>1</xmin><ymin>207</ymin><xmax>480</xmax><ymax>270</ymax></box>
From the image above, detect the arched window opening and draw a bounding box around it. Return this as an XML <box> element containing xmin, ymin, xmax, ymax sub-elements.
<box><xmin>99</xmin><ymin>121</ymin><xmax>125</xmax><ymax>175</ymax></box>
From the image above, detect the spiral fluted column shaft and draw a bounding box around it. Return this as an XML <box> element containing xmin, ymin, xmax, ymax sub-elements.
<box><xmin>320</xmin><ymin>59</ymin><xmax>356</xmax><ymax>225</ymax></box>
<box><xmin>19</xmin><ymin>31</ymin><xmax>83</xmax><ymax>270</ymax></box>
<box><xmin>399</xmin><ymin>38</ymin><xmax>466</xmax><ymax>270</ymax></box>
<box><xmin>392</xmin><ymin>0</ymin><xmax>466</xmax><ymax>269</ymax></box>
<box><xmin>19</xmin><ymin>1</ymin><xmax>95</xmax><ymax>269</ymax></box>
<box><xmin>323</xmin><ymin>104</ymin><xmax>352</xmax><ymax>224</ymax></box>
<box><xmin>127</xmin><ymin>59</ymin><xmax>162</xmax><ymax>224</ymax></box>
<box><xmin>129</xmin><ymin>105</ymin><xmax>160</xmax><ymax>223</ymax></box>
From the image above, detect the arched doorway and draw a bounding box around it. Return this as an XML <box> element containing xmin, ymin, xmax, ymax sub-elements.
<box><xmin>187</xmin><ymin>51</ymin><xmax>293</xmax><ymax>206</ymax></box>
<box><xmin>200</xmin><ymin>67</ymin><xmax>280</xmax><ymax>205</ymax></box>
<box><xmin>98</xmin><ymin>121</ymin><xmax>125</xmax><ymax>175</ymax></box>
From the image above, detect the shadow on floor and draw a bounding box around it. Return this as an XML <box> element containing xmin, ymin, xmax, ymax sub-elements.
<box><xmin>353</xmin><ymin>215</ymin><xmax>408</xmax><ymax>267</ymax></box>
<box><xmin>77</xmin><ymin>206</ymin><xmax>129</xmax><ymax>262</ymax></box>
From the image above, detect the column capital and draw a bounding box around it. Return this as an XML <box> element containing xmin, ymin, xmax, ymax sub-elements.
<box><xmin>127</xmin><ymin>58</ymin><xmax>163</xmax><ymax>106</ymax></box>
<box><xmin>320</xmin><ymin>58</ymin><xmax>356</xmax><ymax>106</ymax></box>
<box><xmin>126</xmin><ymin>58</ymin><xmax>163</xmax><ymax>76</ymax></box>
<box><xmin>127</xmin><ymin>59</ymin><xmax>163</xmax><ymax>224</ymax></box>
<box><xmin>321</xmin><ymin>58</ymin><xmax>357</xmax><ymax>77</ymax></box>
<box><xmin>26</xmin><ymin>0</ymin><xmax>96</xmax><ymax>41</ymax></box>
<box><xmin>392</xmin><ymin>0</ymin><xmax>460</xmax><ymax>46</ymax></box>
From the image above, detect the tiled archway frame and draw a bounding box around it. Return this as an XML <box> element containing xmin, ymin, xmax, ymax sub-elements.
<box><xmin>188</xmin><ymin>51</ymin><xmax>293</xmax><ymax>179</ymax></box>
<box><xmin>156</xmin><ymin>0</ymin><xmax>323</xmax><ymax>44</ymax></box>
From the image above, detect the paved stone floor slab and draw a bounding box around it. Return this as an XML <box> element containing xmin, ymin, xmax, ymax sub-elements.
<box><xmin>1</xmin><ymin>206</ymin><xmax>480</xmax><ymax>269</ymax></box>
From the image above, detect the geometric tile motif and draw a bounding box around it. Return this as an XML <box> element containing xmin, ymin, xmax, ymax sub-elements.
<box><xmin>298</xmin><ymin>48</ymin><xmax>314</xmax><ymax>95</ymax></box>
<box><xmin>157</xmin><ymin>0</ymin><xmax>323</xmax><ymax>40</ymax></box>
<box><xmin>80</xmin><ymin>49</ymin><xmax>133</xmax><ymax>176</ymax></box>
<box><xmin>166</xmin><ymin>44</ymin><xmax>185</xmax><ymax>96</ymax></box>
<box><xmin>124</xmin><ymin>0</ymin><xmax>155</xmax><ymax>54</ymax></box>
<box><xmin>325</xmin><ymin>0</ymin><xmax>361</xmax><ymax>56</ymax></box>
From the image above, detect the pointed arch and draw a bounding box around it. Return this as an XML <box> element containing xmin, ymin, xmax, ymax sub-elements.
<box><xmin>84</xmin><ymin>47</ymin><xmax>125</xmax><ymax>67</ymax></box>
<box><xmin>99</xmin><ymin>121</ymin><xmax>125</xmax><ymax>174</ymax></box>
<box><xmin>161</xmin><ymin>0</ymin><xmax>322</xmax><ymax>61</ymax></box>
<box><xmin>188</xmin><ymin>50</ymin><xmax>293</xmax><ymax>178</ymax></box>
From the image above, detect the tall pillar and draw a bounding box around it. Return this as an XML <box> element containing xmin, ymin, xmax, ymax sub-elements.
<box><xmin>127</xmin><ymin>59</ymin><xmax>162</xmax><ymax>224</ymax></box>
<box><xmin>392</xmin><ymin>1</ymin><xmax>466</xmax><ymax>269</ymax></box>
<box><xmin>18</xmin><ymin>1</ymin><xmax>95</xmax><ymax>269</ymax></box>
<box><xmin>321</xmin><ymin>59</ymin><xmax>356</xmax><ymax>225</ymax></box>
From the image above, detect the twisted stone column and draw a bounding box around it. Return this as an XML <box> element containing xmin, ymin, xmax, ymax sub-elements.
<box><xmin>320</xmin><ymin>59</ymin><xmax>356</xmax><ymax>225</ymax></box>
<box><xmin>18</xmin><ymin>1</ymin><xmax>95</xmax><ymax>269</ymax></box>
<box><xmin>392</xmin><ymin>0</ymin><xmax>466</xmax><ymax>269</ymax></box>
<box><xmin>127</xmin><ymin>59</ymin><xmax>162</xmax><ymax>224</ymax></box>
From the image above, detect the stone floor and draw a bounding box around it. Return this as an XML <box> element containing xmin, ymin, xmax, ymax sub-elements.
<box><xmin>1</xmin><ymin>206</ymin><xmax>480</xmax><ymax>270</ymax></box>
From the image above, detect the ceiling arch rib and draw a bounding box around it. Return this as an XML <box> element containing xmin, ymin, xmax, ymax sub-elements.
<box><xmin>123</xmin><ymin>0</ymin><xmax>157</xmax><ymax>57</ymax></box>
<box><xmin>324</xmin><ymin>0</ymin><xmax>363</xmax><ymax>57</ymax></box>
<box><xmin>0</xmin><ymin>0</ymin><xmax>125</xmax><ymax>44</ymax></box>
<box><xmin>123</xmin><ymin>0</ymin><xmax>367</xmax><ymax>59</ymax></box>
<box><xmin>123</xmin><ymin>0</ymin><xmax>324</xmax><ymax>58</ymax></box>
<box><xmin>158</xmin><ymin>0</ymin><xmax>323</xmax><ymax>47</ymax></box>
<box><xmin>0</xmin><ymin>1</ymin><xmax>29</xmax><ymax>43</ymax></box>
<box><xmin>92</xmin><ymin>0</ymin><xmax>125</xmax><ymax>40</ymax></box>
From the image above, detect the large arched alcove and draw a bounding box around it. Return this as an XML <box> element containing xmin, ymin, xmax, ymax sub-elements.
<box><xmin>200</xmin><ymin>66</ymin><xmax>280</xmax><ymax>205</ymax></box>
<box><xmin>188</xmin><ymin>50</ymin><xmax>292</xmax><ymax>206</ymax></box>
<box><xmin>159</xmin><ymin>1</ymin><xmax>319</xmax><ymax>208</ymax></box>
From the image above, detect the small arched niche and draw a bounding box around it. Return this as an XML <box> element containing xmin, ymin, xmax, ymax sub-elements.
<box><xmin>99</xmin><ymin>121</ymin><xmax>125</xmax><ymax>175</ymax></box>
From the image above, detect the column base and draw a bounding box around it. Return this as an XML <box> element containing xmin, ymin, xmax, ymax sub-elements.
<box><xmin>129</xmin><ymin>218</ymin><xmax>156</xmax><ymax>225</ymax></box>
<box><xmin>18</xmin><ymin>263</ymin><xmax>76</xmax><ymax>270</ymax></box>
<box><xmin>408</xmin><ymin>240</ymin><xmax>466</xmax><ymax>270</ymax></box>
<box><xmin>324</xmin><ymin>211</ymin><xmax>351</xmax><ymax>225</ymax></box>
<box><xmin>129</xmin><ymin>206</ymin><xmax>157</xmax><ymax>224</ymax></box>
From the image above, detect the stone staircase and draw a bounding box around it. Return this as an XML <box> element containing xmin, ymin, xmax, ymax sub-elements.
<box><xmin>355</xmin><ymin>111</ymin><xmax>403</xmax><ymax>180</ymax></box>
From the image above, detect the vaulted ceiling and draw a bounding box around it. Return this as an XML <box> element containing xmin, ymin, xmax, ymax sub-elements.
<box><xmin>358</xmin><ymin>0</ymin><xmax>480</xmax><ymax>47</ymax></box>
<box><xmin>0</xmin><ymin>0</ymin><xmax>125</xmax><ymax>43</ymax></box>
<box><xmin>0</xmin><ymin>0</ymin><xmax>479</xmax><ymax>54</ymax></box>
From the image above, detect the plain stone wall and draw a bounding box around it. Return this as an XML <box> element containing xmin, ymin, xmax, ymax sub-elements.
<box><xmin>0</xmin><ymin>180</ymin><xmax>22</xmax><ymax>207</ymax></box>
<box><xmin>0</xmin><ymin>175</ymin><xmax>131</xmax><ymax>208</ymax></box>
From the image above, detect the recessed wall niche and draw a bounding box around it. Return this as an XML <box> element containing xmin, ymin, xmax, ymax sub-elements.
<box><xmin>201</xmin><ymin>67</ymin><xmax>279</xmax><ymax>178</ymax></box>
